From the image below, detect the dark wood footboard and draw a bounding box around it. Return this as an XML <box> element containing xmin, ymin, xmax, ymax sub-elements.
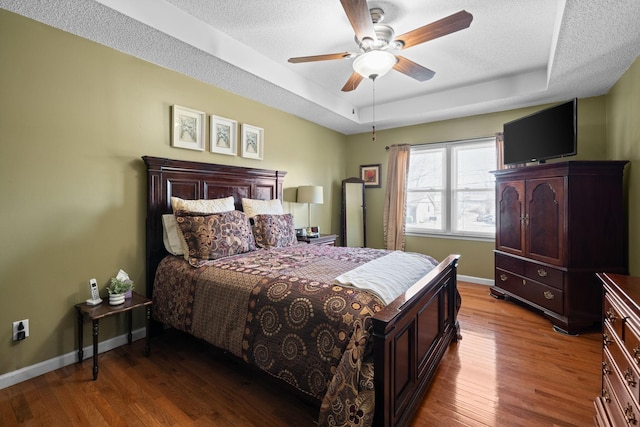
<box><xmin>372</xmin><ymin>254</ymin><xmax>461</xmax><ymax>427</ymax></box>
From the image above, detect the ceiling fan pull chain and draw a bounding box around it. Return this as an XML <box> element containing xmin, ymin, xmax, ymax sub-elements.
<box><xmin>372</xmin><ymin>76</ymin><xmax>376</xmax><ymax>142</ymax></box>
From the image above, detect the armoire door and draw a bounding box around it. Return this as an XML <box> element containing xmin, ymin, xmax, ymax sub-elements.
<box><xmin>525</xmin><ymin>177</ymin><xmax>565</xmax><ymax>266</ymax></box>
<box><xmin>496</xmin><ymin>180</ymin><xmax>525</xmax><ymax>257</ymax></box>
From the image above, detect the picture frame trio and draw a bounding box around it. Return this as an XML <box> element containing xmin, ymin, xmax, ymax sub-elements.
<box><xmin>171</xmin><ymin>105</ymin><xmax>264</xmax><ymax>160</ymax></box>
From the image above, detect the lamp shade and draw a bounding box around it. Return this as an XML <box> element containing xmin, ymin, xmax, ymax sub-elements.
<box><xmin>297</xmin><ymin>186</ymin><xmax>323</xmax><ymax>204</ymax></box>
<box><xmin>353</xmin><ymin>50</ymin><xmax>397</xmax><ymax>79</ymax></box>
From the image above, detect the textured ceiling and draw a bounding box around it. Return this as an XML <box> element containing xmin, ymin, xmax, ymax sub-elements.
<box><xmin>2</xmin><ymin>0</ymin><xmax>639</xmax><ymax>134</ymax></box>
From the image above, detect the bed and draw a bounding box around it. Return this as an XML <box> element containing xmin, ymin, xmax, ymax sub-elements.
<box><xmin>143</xmin><ymin>156</ymin><xmax>461</xmax><ymax>427</ymax></box>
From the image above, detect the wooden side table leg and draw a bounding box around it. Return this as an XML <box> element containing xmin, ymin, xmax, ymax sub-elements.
<box><xmin>127</xmin><ymin>310</ymin><xmax>133</xmax><ymax>344</ymax></box>
<box><xmin>76</xmin><ymin>309</ymin><xmax>84</xmax><ymax>363</ymax></box>
<box><xmin>144</xmin><ymin>305</ymin><xmax>151</xmax><ymax>356</ymax></box>
<box><xmin>92</xmin><ymin>319</ymin><xmax>99</xmax><ymax>380</ymax></box>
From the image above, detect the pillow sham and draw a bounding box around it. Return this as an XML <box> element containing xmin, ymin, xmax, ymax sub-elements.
<box><xmin>174</xmin><ymin>210</ymin><xmax>256</xmax><ymax>267</ymax></box>
<box><xmin>161</xmin><ymin>214</ymin><xmax>186</xmax><ymax>255</ymax></box>
<box><xmin>171</xmin><ymin>196</ymin><xmax>235</xmax><ymax>214</ymax></box>
<box><xmin>252</xmin><ymin>213</ymin><xmax>297</xmax><ymax>248</ymax></box>
<box><xmin>241</xmin><ymin>198</ymin><xmax>283</xmax><ymax>218</ymax></box>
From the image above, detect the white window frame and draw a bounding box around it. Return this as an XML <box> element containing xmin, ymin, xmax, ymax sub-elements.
<box><xmin>405</xmin><ymin>137</ymin><xmax>496</xmax><ymax>241</ymax></box>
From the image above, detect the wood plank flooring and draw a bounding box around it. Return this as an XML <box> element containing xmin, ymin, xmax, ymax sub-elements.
<box><xmin>0</xmin><ymin>282</ymin><xmax>602</xmax><ymax>426</ymax></box>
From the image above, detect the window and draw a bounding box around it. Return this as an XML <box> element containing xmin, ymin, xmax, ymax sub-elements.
<box><xmin>406</xmin><ymin>137</ymin><xmax>496</xmax><ymax>239</ymax></box>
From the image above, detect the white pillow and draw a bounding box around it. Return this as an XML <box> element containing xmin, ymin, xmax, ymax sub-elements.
<box><xmin>162</xmin><ymin>214</ymin><xmax>186</xmax><ymax>255</ymax></box>
<box><xmin>170</xmin><ymin>196</ymin><xmax>235</xmax><ymax>214</ymax></box>
<box><xmin>241</xmin><ymin>198</ymin><xmax>283</xmax><ymax>218</ymax></box>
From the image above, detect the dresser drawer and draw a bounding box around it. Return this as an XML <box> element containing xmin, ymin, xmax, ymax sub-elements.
<box><xmin>523</xmin><ymin>263</ymin><xmax>563</xmax><ymax>290</ymax></box>
<box><xmin>604</xmin><ymin>323</ymin><xmax>640</xmax><ymax>406</ymax></box>
<box><xmin>495</xmin><ymin>253</ymin><xmax>524</xmax><ymax>275</ymax></box>
<box><xmin>603</xmin><ymin>372</ymin><xmax>637</xmax><ymax>427</ymax></box>
<box><xmin>604</xmin><ymin>294</ymin><xmax>625</xmax><ymax>342</ymax></box>
<box><xmin>624</xmin><ymin>322</ymin><xmax>640</xmax><ymax>376</ymax></box>
<box><xmin>495</xmin><ymin>268</ymin><xmax>563</xmax><ymax>313</ymax></box>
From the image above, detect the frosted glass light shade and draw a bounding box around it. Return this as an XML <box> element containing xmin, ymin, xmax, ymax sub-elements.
<box><xmin>297</xmin><ymin>186</ymin><xmax>324</xmax><ymax>204</ymax></box>
<box><xmin>353</xmin><ymin>50</ymin><xmax>397</xmax><ymax>79</ymax></box>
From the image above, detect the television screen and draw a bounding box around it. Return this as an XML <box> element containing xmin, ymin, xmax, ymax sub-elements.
<box><xmin>503</xmin><ymin>99</ymin><xmax>577</xmax><ymax>165</ymax></box>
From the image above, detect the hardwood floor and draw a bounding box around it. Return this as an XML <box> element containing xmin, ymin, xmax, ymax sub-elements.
<box><xmin>0</xmin><ymin>282</ymin><xmax>601</xmax><ymax>426</ymax></box>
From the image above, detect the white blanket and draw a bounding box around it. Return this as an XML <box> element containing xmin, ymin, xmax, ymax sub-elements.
<box><xmin>334</xmin><ymin>251</ymin><xmax>437</xmax><ymax>304</ymax></box>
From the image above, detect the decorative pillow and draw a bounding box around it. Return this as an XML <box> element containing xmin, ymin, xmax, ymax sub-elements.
<box><xmin>241</xmin><ymin>198</ymin><xmax>283</xmax><ymax>218</ymax></box>
<box><xmin>162</xmin><ymin>214</ymin><xmax>186</xmax><ymax>255</ymax></box>
<box><xmin>171</xmin><ymin>196</ymin><xmax>235</xmax><ymax>214</ymax></box>
<box><xmin>252</xmin><ymin>214</ymin><xmax>297</xmax><ymax>248</ymax></box>
<box><xmin>174</xmin><ymin>210</ymin><xmax>256</xmax><ymax>267</ymax></box>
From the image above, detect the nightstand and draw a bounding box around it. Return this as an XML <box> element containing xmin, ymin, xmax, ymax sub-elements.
<box><xmin>297</xmin><ymin>234</ymin><xmax>337</xmax><ymax>246</ymax></box>
<box><xmin>75</xmin><ymin>292</ymin><xmax>152</xmax><ymax>380</ymax></box>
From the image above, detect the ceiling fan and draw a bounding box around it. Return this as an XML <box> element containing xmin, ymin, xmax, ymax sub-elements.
<box><xmin>288</xmin><ymin>0</ymin><xmax>473</xmax><ymax>92</ymax></box>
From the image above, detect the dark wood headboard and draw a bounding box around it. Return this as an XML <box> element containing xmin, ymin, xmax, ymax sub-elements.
<box><xmin>142</xmin><ymin>156</ymin><xmax>287</xmax><ymax>297</ymax></box>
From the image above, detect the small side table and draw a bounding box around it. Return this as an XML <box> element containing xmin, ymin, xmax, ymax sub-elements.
<box><xmin>75</xmin><ymin>292</ymin><xmax>152</xmax><ymax>380</ymax></box>
<box><xmin>297</xmin><ymin>234</ymin><xmax>337</xmax><ymax>246</ymax></box>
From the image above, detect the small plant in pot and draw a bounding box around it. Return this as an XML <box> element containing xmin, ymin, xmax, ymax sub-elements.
<box><xmin>107</xmin><ymin>277</ymin><xmax>134</xmax><ymax>305</ymax></box>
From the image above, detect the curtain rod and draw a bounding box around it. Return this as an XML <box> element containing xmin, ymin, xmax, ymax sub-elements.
<box><xmin>386</xmin><ymin>135</ymin><xmax>497</xmax><ymax>152</ymax></box>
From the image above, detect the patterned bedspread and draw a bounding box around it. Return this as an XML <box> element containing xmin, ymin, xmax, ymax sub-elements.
<box><xmin>152</xmin><ymin>244</ymin><xmax>437</xmax><ymax>426</ymax></box>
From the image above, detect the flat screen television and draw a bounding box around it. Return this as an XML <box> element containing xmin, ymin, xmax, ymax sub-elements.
<box><xmin>503</xmin><ymin>98</ymin><xmax>577</xmax><ymax>165</ymax></box>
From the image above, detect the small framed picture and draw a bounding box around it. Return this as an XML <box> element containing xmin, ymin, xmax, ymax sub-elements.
<box><xmin>171</xmin><ymin>105</ymin><xmax>205</xmax><ymax>151</ymax></box>
<box><xmin>360</xmin><ymin>164</ymin><xmax>382</xmax><ymax>188</ymax></box>
<box><xmin>210</xmin><ymin>115</ymin><xmax>237</xmax><ymax>156</ymax></box>
<box><xmin>241</xmin><ymin>124</ymin><xmax>264</xmax><ymax>160</ymax></box>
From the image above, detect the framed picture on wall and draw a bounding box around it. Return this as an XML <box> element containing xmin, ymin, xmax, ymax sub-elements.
<box><xmin>171</xmin><ymin>105</ymin><xmax>205</xmax><ymax>151</ymax></box>
<box><xmin>360</xmin><ymin>164</ymin><xmax>382</xmax><ymax>188</ymax></box>
<box><xmin>241</xmin><ymin>124</ymin><xmax>264</xmax><ymax>160</ymax></box>
<box><xmin>210</xmin><ymin>115</ymin><xmax>237</xmax><ymax>156</ymax></box>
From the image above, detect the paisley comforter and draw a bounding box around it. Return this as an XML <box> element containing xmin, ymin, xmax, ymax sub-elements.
<box><xmin>152</xmin><ymin>244</ymin><xmax>437</xmax><ymax>426</ymax></box>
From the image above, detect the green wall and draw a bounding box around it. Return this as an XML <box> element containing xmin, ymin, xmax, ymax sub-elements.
<box><xmin>0</xmin><ymin>9</ymin><xmax>347</xmax><ymax>375</ymax></box>
<box><xmin>345</xmin><ymin>97</ymin><xmax>609</xmax><ymax>279</ymax></box>
<box><xmin>607</xmin><ymin>55</ymin><xmax>640</xmax><ymax>275</ymax></box>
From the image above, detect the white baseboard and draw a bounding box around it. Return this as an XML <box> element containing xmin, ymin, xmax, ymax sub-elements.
<box><xmin>0</xmin><ymin>327</ymin><xmax>147</xmax><ymax>390</ymax></box>
<box><xmin>458</xmin><ymin>274</ymin><xmax>494</xmax><ymax>286</ymax></box>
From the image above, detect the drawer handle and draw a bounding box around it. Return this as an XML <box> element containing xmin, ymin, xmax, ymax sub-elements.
<box><xmin>603</xmin><ymin>332</ymin><xmax>613</xmax><ymax>347</ymax></box>
<box><xmin>543</xmin><ymin>291</ymin><xmax>554</xmax><ymax>300</ymax></box>
<box><xmin>624</xmin><ymin>367</ymin><xmax>637</xmax><ymax>387</ymax></box>
<box><xmin>625</xmin><ymin>403</ymin><xmax>637</xmax><ymax>424</ymax></box>
<box><xmin>603</xmin><ymin>389</ymin><xmax>611</xmax><ymax>403</ymax></box>
<box><xmin>605</xmin><ymin>307</ymin><xmax>618</xmax><ymax>324</ymax></box>
<box><xmin>634</xmin><ymin>346</ymin><xmax>640</xmax><ymax>364</ymax></box>
<box><xmin>602</xmin><ymin>361</ymin><xmax>611</xmax><ymax>376</ymax></box>
<box><xmin>537</xmin><ymin>268</ymin><xmax>547</xmax><ymax>277</ymax></box>
<box><xmin>522</xmin><ymin>279</ymin><xmax>526</xmax><ymax>286</ymax></box>
<box><xmin>500</xmin><ymin>274</ymin><xmax>508</xmax><ymax>282</ymax></box>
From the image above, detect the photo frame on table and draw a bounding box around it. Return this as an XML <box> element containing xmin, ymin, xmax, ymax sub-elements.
<box><xmin>360</xmin><ymin>164</ymin><xmax>382</xmax><ymax>188</ymax></box>
<box><xmin>210</xmin><ymin>115</ymin><xmax>237</xmax><ymax>156</ymax></box>
<box><xmin>171</xmin><ymin>105</ymin><xmax>205</xmax><ymax>151</ymax></box>
<box><xmin>241</xmin><ymin>124</ymin><xmax>264</xmax><ymax>160</ymax></box>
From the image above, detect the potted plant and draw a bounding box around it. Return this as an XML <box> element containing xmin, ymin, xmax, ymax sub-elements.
<box><xmin>106</xmin><ymin>277</ymin><xmax>134</xmax><ymax>305</ymax></box>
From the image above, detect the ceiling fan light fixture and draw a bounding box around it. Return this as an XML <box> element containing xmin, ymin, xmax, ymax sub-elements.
<box><xmin>353</xmin><ymin>50</ymin><xmax>397</xmax><ymax>79</ymax></box>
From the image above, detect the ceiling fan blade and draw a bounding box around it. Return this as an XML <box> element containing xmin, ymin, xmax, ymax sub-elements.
<box><xmin>393</xmin><ymin>56</ymin><xmax>435</xmax><ymax>82</ymax></box>
<box><xmin>341</xmin><ymin>72</ymin><xmax>364</xmax><ymax>92</ymax></box>
<box><xmin>396</xmin><ymin>10</ymin><xmax>473</xmax><ymax>49</ymax></box>
<box><xmin>340</xmin><ymin>0</ymin><xmax>378</xmax><ymax>43</ymax></box>
<box><xmin>288</xmin><ymin>53</ymin><xmax>352</xmax><ymax>63</ymax></box>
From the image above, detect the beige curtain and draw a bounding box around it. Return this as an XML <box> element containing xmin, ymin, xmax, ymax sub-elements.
<box><xmin>383</xmin><ymin>144</ymin><xmax>410</xmax><ymax>250</ymax></box>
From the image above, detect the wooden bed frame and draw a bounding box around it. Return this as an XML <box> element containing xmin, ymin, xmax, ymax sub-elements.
<box><xmin>143</xmin><ymin>156</ymin><xmax>461</xmax><ymax>427</ymax></box>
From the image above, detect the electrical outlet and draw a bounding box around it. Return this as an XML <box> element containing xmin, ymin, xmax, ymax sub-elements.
<box><xmin>12</xmin><ymin>319</ymin><xmax>29</xmax><ymax>341</ymax></box>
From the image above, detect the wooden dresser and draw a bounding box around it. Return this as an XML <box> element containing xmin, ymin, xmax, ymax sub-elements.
<box><xmin>595</xmin><ymin>273</ymin><xmax>640</xmax><ymax>426</ymax></box>
<box><xmin>491</xmin><ymin>161</ymin><xmax>628</xmax><ymax>334</ymax></box>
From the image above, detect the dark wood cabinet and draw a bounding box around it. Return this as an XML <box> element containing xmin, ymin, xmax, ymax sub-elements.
<box><xmin>595</xmin><ymin>273</ymin><xmax>640</xmax><ymax>426</ymax></box>
<box><xmin>491</xmin><ymin>161</ymin><xmax>628</xmax><ymax>334</ymax></box>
